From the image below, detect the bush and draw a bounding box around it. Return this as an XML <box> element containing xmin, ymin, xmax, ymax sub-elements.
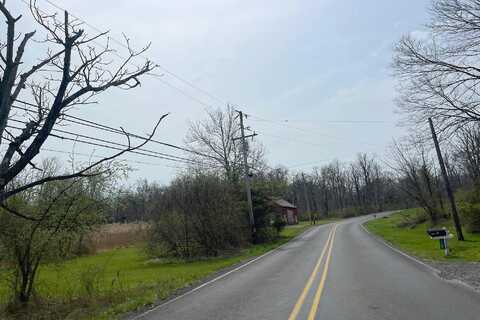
<box><xmin>0</xmin><ymin>160</ymin><xmax>114</xmax><ymax>304</ymax></box>
<box><xmin>148</xmin><ymin>173</ymin><xmax>249</xmax><ymax>259</ymax></box>
<box><xmin>396</xmin><ymin>209</ymin><xmax>428</xmax><ymax>228</ymax></box>
<box><xmin>255</xmin><ymin>226</ymin><xmax>278</xmax><ymax>243</ymax></box>
<box><xmin>456</xmin><ymin>187</ymin><xmax>480</xmax><ymax>233</ymax></box>
<box><xmin>459</xmin><ymin>202</ymin><xmax>480</xmax><ymax>233</ymax></box>
<box><xmin>273</xmin><ymin>215</ymin><xmax>286</xmax><ymax>233</ymax></box>
<box><xmin>251</xmin><ymin>189</ymin><xmax>279</xmax><ymax>243</ymax></box>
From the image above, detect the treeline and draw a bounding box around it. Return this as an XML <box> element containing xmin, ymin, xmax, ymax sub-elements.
<box><xmin>113</xmin><ymin>153</ymin><xmax>405</xmax><ymax>224</ymax></box>
<box><xmin>111</xmin><ymin>120</ymin><xmax>480</xmax><ymax>236</ymax></box>
<box><xmin>288</xmin><ymin>154</ymin><xmax>403</xmax><ymax>219</ymax></box>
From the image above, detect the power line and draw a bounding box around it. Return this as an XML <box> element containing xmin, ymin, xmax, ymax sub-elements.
<box><xmin>249</xmin><ymin>115</ymin><xmax>391</xmax><ymax>124</ymax></box>
<box><xmin>5</xmin><ymin>124</ymin><xmax>206</xmax><ymax>167</ymax></box>
<box><xmin>22</xmin><ymin>0</ymin><xmax>228</xmax><ymax>111</ymax></box>
<box><xmin>41</xmin><ymin>0</ymin><xmax>227</xmax><ymax>105</ymax></box>
<box><xmin>41</xmin><ymin>148</ymin><xmax>190</xmax><ymax>170</ymax></box>
<box><xmin>148</xmin><ymin>74</ymin><xmax>217</xmax><ymax>109</ymax></box>
<box><xmin>260</xmin><ymin>131</ymin><xmax>331</xmax><ymax>149</ymax></box>
<box><xmin>13</xmin><ymin>100</ymin><xmax>217</xmax><ymax>160</ymax></box>
<box><xmin>8</xmin><ymin>117</ymin><xmax>197</xmax><ymax>164</ymax></box>
<box><xmin>247</xmin><ymin>113</ymin><xmax>382</xmax><ymax>147</ymax></box>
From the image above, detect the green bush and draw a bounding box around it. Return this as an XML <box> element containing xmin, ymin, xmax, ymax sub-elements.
<box><xmin>251</xmin><ymin>188</ymin><xmax>279</xmax><ymax>243</ymax></box>
<box><xmin>456</xmin><ymin>187</ymin><xmax>480</xmax><ymax>233</ymax></box>
<box><xmin>273</xmin><ymin>215</ymin><xmax>286</xmax><ymax>233</ymax></box>
<box><xmin>459</xmin><ymin>202</ymin><xmax>480</xmax><ymax>233</ymax></box>
<box><xmin>255</xmin><ymin>226</ymin><xmax>278</xmax><ymax>243</ymax></box>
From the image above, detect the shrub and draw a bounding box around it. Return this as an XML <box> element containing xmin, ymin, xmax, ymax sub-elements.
<box><xmin>273</xmin><ymin>215</ymin><xmax>287</xmax><ymax>233</ymax></box>
<box><xmin>396</xmin><ymin>209</ymin><xmax>428</xmax><ymax>228</ymax></box>
<box><xmin>459</xmin><ymin>202</ymin><xmax>480</xmax><ymax>233</ymax></box>
<box><xmin>0</xmin><ymin>160</ymin><xmax>114</xmax><ymax>304</ymax></box>
<box><xmin>79</xmin><ymin>265</ymin><xmax>106</xmax><ymax>298</ymax></box>
<box><xmin>456</xmin><ymin>187</ymin><xmax>480</xmax><ymax>233</ymax></box>
<box><xmin>255</xmin><ymin>226</ymin><xmax>278</xmax><ymax>243</ymax></box>
<box><xmin>148</xmin><ymin>173</ymin><xmax>249</xmax><ymax>259</ymax></box>
<box><xmin>251</xmin><ymin>189</ymin><xmax>279</xmax><ymax>243</ymax></box>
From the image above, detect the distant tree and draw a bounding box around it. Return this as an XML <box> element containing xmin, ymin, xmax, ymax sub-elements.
<box><xmin>185</xmin><ymin>106</ymin><xmax>265</xmax><ymax>181</ymax></box>
<box><xmin>252</xmin><ymin>166</ymin><xmax>289</xmax><ymax>198</ymax></box>
<box><xmin>388</xmin><ymin>140</ymin><xmax>445</xmax><ymax>224</ymax></box>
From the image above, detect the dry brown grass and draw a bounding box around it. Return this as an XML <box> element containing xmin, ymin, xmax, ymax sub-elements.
<box><xmin>86</xmin><ymin>223</ymin><xmax>150</xmax><ymax>253</ymax></box>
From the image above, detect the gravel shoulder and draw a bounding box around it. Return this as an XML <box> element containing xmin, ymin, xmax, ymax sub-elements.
<box><xmin>429</xmin><ymin>261</ymin><xmax>480</xmax><ymax>291</ymax></box>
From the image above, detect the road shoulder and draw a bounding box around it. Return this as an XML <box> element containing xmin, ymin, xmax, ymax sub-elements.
<box><xmin>361</xmin><ymin>215</ymin><xmax>480</xmax><ymax>293</ymax></box>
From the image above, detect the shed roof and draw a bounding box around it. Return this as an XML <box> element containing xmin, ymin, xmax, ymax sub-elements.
<box><xmin>271</xmin><ymin>198</ymin><xmax>297</xmax><ymax>209</ymax></box>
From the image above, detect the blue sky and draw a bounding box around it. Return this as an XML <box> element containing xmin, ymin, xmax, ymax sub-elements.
<box><xmin>9</xmin><ymin>0</ymin><xmax>431</xmax><ymax>184</ymax></box>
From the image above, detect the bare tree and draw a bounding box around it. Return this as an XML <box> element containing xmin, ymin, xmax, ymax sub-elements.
<box><xmin>453</xmin><ymin>123</ymin><xmax>480</xmax><ymax>184</ymax></box>
<box><xmin>185</xmin><ymin>106</ymin><xmax>265</xmax><ymax>181</ymax></box>
<box><xmin>0</xmin><ymin>1</ymin><xmax>166</xmax><ymax>218</ymax></box>
<box><xmin>393</xmin><ymin>0</ymin><xmax>480</xmax><ymax>135</ymax></box>
<box><xmin>388</xmin><ymin>139</ymin><xmax>445</xmax><ymax>224</ymax></box>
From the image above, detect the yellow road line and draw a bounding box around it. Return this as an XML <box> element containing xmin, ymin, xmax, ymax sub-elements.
<box><xmin>287</xmin><ymin>225</ymin><xmax>335</xmax><ymax>320</ymax></box>
<box><xmin>307</xmin><ymin>224</ymin><xmax>338</xmax><ymax>320</ymax></box>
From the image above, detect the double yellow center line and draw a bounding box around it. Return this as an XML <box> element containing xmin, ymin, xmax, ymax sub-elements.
<box><xmin>288</xmin><ymin>224</ymin><xmax>338</xmax><ymax>320</ymax></box>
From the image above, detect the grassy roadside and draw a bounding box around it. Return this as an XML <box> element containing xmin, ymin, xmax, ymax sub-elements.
<box><xmin>365</xmin><ymin>209</ymin><xmax>480</xmax><ymax>262</ymax></box>
<box><xmin>0</xmin><ymin>221</ymin><xmax>319</xmax><ymax>319</ymax></box>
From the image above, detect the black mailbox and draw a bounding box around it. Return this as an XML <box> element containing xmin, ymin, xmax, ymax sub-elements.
<box><xmin>427</xmin><ymin>228</ymin><xmax>447</xmax><ymax>238</ymax></box>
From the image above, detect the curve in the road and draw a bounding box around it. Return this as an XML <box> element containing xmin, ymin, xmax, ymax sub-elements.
<box><xmin>131</xmin><ymin>214</ymin><xmax>480</xmax><ymax>320</ymax></box>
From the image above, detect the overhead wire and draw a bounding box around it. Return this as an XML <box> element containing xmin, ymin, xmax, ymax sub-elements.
<box><xmin>19</xmin><ymin>0</ymin><xmax>227</xmax><ymax>112</ymax></box>
<box><xmin>247</xmin><ymin>113</ymin><xmax>383</xmax><ymax>147</ymax></box>
<box><xmin>12</xmin><ymin>100</ymin><xmax>217</xmax><ymax>161</ymax></box>
<box><xmin>4</xmin><ymin>123</ymin><xmax>212</xmax><ymax>168</ymax></box>
<box><xmin>41</xmin><ymin>0</ymin><xmax>228</xmax><ymax>105</ymax></box>
<box><xmin>41</xmin><ymin>147</ymin><xmax>190</xmax><ymax>170</ymax></box>
<box><xmin>7</xmin><ymin>117</ymin><xmax>197</xmax><ymax>164</ymax></box>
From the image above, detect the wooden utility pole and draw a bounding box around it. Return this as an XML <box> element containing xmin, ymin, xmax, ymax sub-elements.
<box><xmin>428</xmin><ymin>118</ymin><xmax>464</xmax><ymax>241</ymax></box>
<box><xmin>302</xmin><ymin>172</ymin><xmax>312</xmax><ymax>224</ymax></box>
<box><xmin>236</xmin><ymin>110</ymin><xmax>256</xmax><ymax>239</ymax></box>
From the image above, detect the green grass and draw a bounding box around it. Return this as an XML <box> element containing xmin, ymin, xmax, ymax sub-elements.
<box><xmin>365</xmin><ymin>208</ymin><xmax>480</xmax><ymax>262</ymax></box>
<box><xmin>0</xmin><ymin>221</ymin><xmax>319</xmax><ymax>319</ymax></box>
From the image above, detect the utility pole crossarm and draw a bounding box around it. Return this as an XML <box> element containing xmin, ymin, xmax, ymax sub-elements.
<box><xmin>233</xmin><ymin>133</ymin><xmax>257</xmax><ymax>141</ymax></box>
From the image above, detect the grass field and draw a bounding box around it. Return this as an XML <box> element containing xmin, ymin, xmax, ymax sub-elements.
<box><xmin>0</xmin><ymin>221</ymin><xmax>318</xmax><ymax>319</ymax></box>
<box><xmin>365</xmin><ymin>209</ymin><xmax>480</xmax><ymax>262</ymax></box>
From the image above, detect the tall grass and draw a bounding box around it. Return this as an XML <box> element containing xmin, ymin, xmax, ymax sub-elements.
<box><xmin>86</xmin><ymin>223</ymin><xmax>149</xmax><ymax>253</ymax></box>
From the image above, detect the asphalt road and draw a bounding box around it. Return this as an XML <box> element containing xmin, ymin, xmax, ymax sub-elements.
<box><xmin>133</xmin><ymin>213</ymin><xmax>480</xmax><ymax>320</ymax></box>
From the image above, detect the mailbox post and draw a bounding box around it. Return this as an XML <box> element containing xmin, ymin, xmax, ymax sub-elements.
<box><xmin>427</xmin><ymin>227</ymin><xmax>453</xmax><ymax>256</ymax></box>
